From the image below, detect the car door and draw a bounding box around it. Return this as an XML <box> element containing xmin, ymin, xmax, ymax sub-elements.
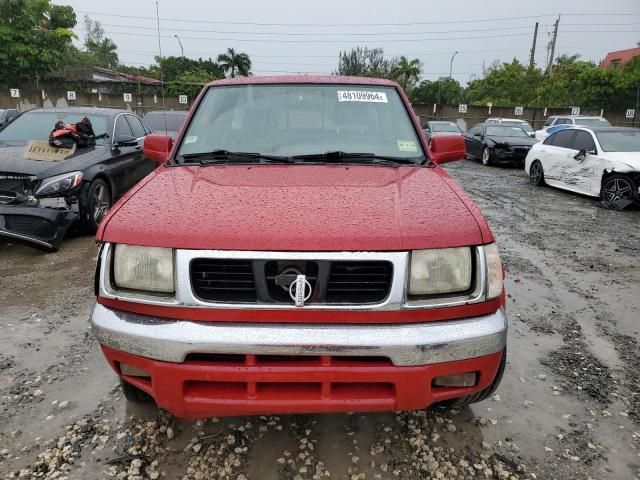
<box><xmin>108</xmin><ymin>114</ymin><xmax>145</xmax><ymax>198</ymax></box>
<box><xmin>562</xmin><ymin>130</ymin><xmax>600</xmax><ymax>195</ymax></box>
<box><xmin>125</xmin><ymin>114</ymin><xmax>156</xmax><ymax>184</ymax></box>
<box><xmin>465</xmin><ymin>125</ymin><xmax>483</xmax><ymax>158</ymax></box>
<box><xmin>538</xmin><ymin>129</ymin><xmax>577</xmax><ymax>186</ymax></box>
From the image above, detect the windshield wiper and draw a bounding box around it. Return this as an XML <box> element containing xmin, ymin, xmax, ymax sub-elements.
<box><xmin>180</xmin><ymin>149</ymin><xmax>292</xmax><ymax>165</ymax></box>
<box><xmin>291</xmin><ymin>151</ymin><xmax>419</xmax><ymax>165</ymax></box>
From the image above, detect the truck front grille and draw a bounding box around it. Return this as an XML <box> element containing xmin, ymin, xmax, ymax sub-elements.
<box><xmin>190</xmin><ymin>258</ymin><xmax>393</xmax><ymax>305</ymax></box>
<box><xmin>191</xmin><ymin>259</ymin><xmax>256</xmax><ymax>302</ymax></box>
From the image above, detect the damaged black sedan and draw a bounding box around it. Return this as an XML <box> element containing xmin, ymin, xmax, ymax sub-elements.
<box><xmin>0</xmin><ymin>107</ymin><xmax>156</xmax><ymax>251</ymax></box>
<box><xmin>465</xmin><ymin>123</ymin><xmax>538</xmax><ymax>167</ymax></box>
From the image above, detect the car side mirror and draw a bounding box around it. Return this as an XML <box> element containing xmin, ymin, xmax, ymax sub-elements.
<box><xmin>114</xmin><ymin>135</ymin><xmax>139</xmax><ymax>148</ymax></box>
<box><xmin>573</xmin><ymin>149</ymin><xmax>586</xmax><ymax>160</ymax></box>
<box><xmin>429</xmin><ymin>134</ymin><xmax>466</xmax><ymax>164</ymax></box>
<box><xmin>143</xmin><ymin>134</ymin><xmax>174</xmax><ymax>163</ymax></box>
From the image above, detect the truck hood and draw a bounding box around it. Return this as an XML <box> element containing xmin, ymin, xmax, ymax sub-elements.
<box><xmin>100</xmin><ymin>164</ymin><xmax>485</xmax><ymax>251</ymax></box>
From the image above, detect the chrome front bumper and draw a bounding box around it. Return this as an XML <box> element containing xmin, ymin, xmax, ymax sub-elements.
<box><xmin>90</xmin><ymin>303</ymin><xmax>507</xmax><ymax>367</ymax></box>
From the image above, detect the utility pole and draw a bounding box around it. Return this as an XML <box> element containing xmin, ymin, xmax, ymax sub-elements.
<box><xmin>529</xmin><ymin>22</ymin><xmax>539</xmax><ymax>70</ymax></box>
<box><xmin>547</xmin><ymin>16</ymin><xmax>560</xmax><ymax>75</ymax></box>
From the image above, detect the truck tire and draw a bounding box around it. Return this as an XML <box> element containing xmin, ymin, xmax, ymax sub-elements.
<box><xmin>437</xmin><ymin>349</ymin><xmax>506</xmax><ymax>408</ymax></box>
<box><xmin>121</xmin><ymin>379</ymin><xmax>154</xmax><ymax>403</ymax></box>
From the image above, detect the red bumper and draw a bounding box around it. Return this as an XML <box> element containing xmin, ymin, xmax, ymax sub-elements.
<box><xmin>101</xmin><ymin>345</ymin><xmax>503</xmax><ymax>419</ymax></box>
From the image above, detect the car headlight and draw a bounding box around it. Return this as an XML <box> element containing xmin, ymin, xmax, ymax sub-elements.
<box><xmin>35</xmin><ymin>171</ymin><xmax>83</xmax><ymax>196</ymax></box>
<box><xmin>113</xmin><ymin>244</ymin><xmax>174</xmax><ymax>293</ymax></box>
<box><xmin>409</xmin><ymin>247</ymin><xmax>472</xmax><ymax>295</ymax></box>
<box><xmin>484</xmin><ymin>243</ymin><xmax>503</xmax><ymax>300</ymax></box>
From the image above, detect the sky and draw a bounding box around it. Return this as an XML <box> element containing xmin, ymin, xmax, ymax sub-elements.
<box><xmin>53</xmin><ymin>0</ymin><xmax>640</xmax><ymax>84</ymax></box>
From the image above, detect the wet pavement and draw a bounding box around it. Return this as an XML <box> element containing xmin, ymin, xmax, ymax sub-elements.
<box><xmin>1</xmin><ymin>160</ymin><xmax>639</xmax><ymax>479</ymax></box>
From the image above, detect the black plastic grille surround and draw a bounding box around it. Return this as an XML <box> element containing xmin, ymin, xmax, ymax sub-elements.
<box><xmin>190</xmin><ymin>258</ymin><xmax>393</xmax><ymax>305</ymax></box>
<box><xmin>4</xmin><ymin>215</ymin><xmax>57</xmax><ymax>240</ymax></box>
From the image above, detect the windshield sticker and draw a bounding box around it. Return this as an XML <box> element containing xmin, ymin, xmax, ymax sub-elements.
<box><xmin>397</xmin><ymin>140</ymin><xmax>417</xmax><ymax>152</ymax></box>
<box><xmin>184</xmin><ymin>135</ymin><xmax>198</xmax><ymax>144</ymax></box>
<box><xmin>337</xmin><ymin>90</ymin><xmax>388</xmax><ymax>103</ymax></box>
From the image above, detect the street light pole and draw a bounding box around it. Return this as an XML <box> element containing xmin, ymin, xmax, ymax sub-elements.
<box><xmin>449</xmin><ymin>51</ymin><xmax>459</xmax><ymax>79</ymax></box>
<box><xmin>174</xmin><ymin>34</ymin><xmax>184</xmax><ymax>57</ymax></box>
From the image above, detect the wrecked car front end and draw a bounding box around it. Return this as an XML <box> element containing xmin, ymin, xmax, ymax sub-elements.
<box><xmin>0</xmin><ymin>171</ymin><xmax>80</xmax><ymax>251</ymax></box>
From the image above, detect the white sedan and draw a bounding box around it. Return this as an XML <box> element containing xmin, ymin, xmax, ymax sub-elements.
<box><xmin>525</xmin><ymin>127</ymin><xmax>640</xmax><ymax>207</ymax></box>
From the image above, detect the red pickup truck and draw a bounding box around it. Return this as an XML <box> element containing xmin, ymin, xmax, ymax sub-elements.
<box><xmin>91</xmin><ymin>76</ymin><xmax>506</xmax><ymax>419</ymax></box>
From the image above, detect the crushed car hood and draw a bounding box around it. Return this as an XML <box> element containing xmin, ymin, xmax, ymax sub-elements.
<box><xmin>99</xmin><ymin>164</ymin><xmax>488</xmax><ymax>251</ymax></box>
<box><xmin>487</xmin><ymin>136</ymin><xmax>538</xmax><ymax>147</ymax></box>
<box><xmin>0</xmin><ymin>142</ymin><xmax>106</xmax><ymax>178</ymax></box>
<box><xmin>603</xmin><ymin>152</ymin><xmax>640</xmax><ymax>171</ymax></box>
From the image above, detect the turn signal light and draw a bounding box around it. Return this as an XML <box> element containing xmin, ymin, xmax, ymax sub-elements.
<box><xmin>120</xmin><ymin>363</ymin><xmax>151</xmax><ymax>378</ymax></box>
<box><xmin>432</xmin><ymin>372</ymin><xmax>477</xmax><ymax>388</ymax></box>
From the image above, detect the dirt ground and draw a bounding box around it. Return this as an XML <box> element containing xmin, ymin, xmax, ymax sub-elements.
<box><xmin>1</xmin><ymin>160</ymin><xmax>639</xmax><ymax>480</ymax></box>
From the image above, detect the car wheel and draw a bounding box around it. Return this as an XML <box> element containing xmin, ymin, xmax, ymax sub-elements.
<box><xmin>121</xmin><ymin>379</ymin><xmax>154</xmax><ymax>403</ymax></box>
<box><xmin>436</xmin><ymin>348</ymin><xmax>506</xmax><ymax>408</ymax></box>
<box><xmin>83</xmin><ymin>178</ymin><xmax>112</xmax><ymax>233</ymax></box>
<box><xmin>529</xmin><ymin>160</ymin><xmax>545</xmax><ymax>186</ymax></box>
<box><xmin>601</xmin><ymin>174</ymin><xmax>637</xmax><ymax>204</ymax></box>
<box><xmin>481</xmin><ymin>147</ymin><xmax>492</xmax><ymax>166</ymax></box>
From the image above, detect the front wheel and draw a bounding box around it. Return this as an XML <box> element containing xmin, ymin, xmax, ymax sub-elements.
<box><xmin>82</xmin><ymin>178</ymin><xmax>112</xmax><ymax>233</ymax></box>
<box><xmin>601</xmin><ymin>174</ymin><xmax>637</xmax><ymax>204</ymax></box>
<box><xmin>529</xmin><ymin>160</ymin><xmax>545</xmax><ymax>186</ymax></box>
<box><xmin>481</xmin><ymin>147</ymin><xmax>492</xmax><ymax>166</ymax></box>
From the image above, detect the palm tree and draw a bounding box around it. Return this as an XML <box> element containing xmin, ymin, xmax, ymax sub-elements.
<box><xmin>390</xmin><ymin>57</ymin><xmax>422</xmax><ymax>91</ymax></box>
<box><xmin>217</xmin><ymin>48</ymin><xmax>252</xmax><ymax>78</ymax></box>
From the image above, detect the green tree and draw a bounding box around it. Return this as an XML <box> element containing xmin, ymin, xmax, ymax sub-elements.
<box><xmin>0</xmin><ymin>0</ymin><xmax>77</xmax><ymax>86</ymax></box>
<box><xmin>155</xmin><ymin>56</ymin><xmax>223</xmax><ymax>82</ymax></box>
<box><xmin>335</xmin><ymin>47</ymin><xmax>398</xmax><ymax>78</ymax></box>
<box><xmin>83</xmin><ymin>16</ymin><xmax>118</xmax><ymax>69</ymax></box>
<box><xmin>167</xmin><ymin>68</ymin><xmax>220</xmax><ymax>97</ymax></box>
<box><xmin>411</xmin><ymin>77</ymin><xmax>463</xmax><ymax>104</ymax></box>
<box><xmin>217</xmin><ymin>48</ymin><xmax>251</xmax><ymax>78</ymax></box>
<box><xmin>390</xmin><ymin>56</ymin><xmax>422</xmax><ymax>91</ymax></box>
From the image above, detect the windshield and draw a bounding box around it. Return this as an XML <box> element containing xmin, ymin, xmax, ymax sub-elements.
<box><xmin>431</xmin><ymin>122</ymin><xmax>461</xmax><ymax>133</ymax></box>
<box><xmin>144</xmin><ymin>112</ymin><xmax>186</xmax><ymax>132</ymax></box>
<box><xmin>177</xmin><ymin>84</ymin><xmax>424</xmax><ymax>161</ymax></box>
<box><xmin>595</xmin><ymin>130</ymin><xmax>640</xmax><ymax>152</ymax></box>
<box><xmin>502</xmin><ymin>121</ymin><xmax>533</xmax><ymax>133</ymax></box>
<box><xmin>0</xmin><ymin>112</ymin><xmax>108</xmax><ymax>144</ymax></box>
<box><xmin>575</xmin><ymin>118</ymin><xmax>611</xmax><ymax>128</ymax></box>
<box><xmin>486</xmin><ymin>125</ymin><xmax>530</xmax><ymax>137</ymax></box>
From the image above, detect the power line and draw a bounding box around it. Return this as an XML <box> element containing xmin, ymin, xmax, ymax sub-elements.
<box><xmin>76</xmin><ymin>10</ymin><xmax>640</xmax><ymax>27</ymax></box>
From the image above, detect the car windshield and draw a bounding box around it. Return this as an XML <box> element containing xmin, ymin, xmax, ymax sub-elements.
<box><xmin>575</xmin><ymin>118</ymin><xmax>611</xmax><ymax>128</ymax></box>
<box><xmin>144</xmin><ymin>112</ymin><xmax>186</xmax><ymax>132</ymax></box>
<box><xmin>502</xmin><ymin>121</ymin><xmax>533</xmax><ymax>133</ymax></box>
<box><xmin>177</xmin><ymin>84</ymin><xmax>424</xmax><ymax>162</ymax></box>
<box><xmin>0</xmin><ymin>112</ymin><xmax>109</xmax><ymax>145</ymax></box>
<box><xmin>595</xmin><ymin>130</ymin><xmax>640</xmax><ymax>152</ymax></box>
<box><xmin>431</xmin><ymin>122</ymin><xmax>460</xmax><ymax>133</ymax></box>
<box><xmin>485</xmin><ymin>125</ymin><xmax>529</xmax><ymax>137</ymax></box>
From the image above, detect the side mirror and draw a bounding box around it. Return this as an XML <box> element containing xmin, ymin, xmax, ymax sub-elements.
<box><xmin>429</xmin><ymin>134</ymin><xmax>466</xmax><ymax>164</ymax></box>
<box><xmin>143</xmin><ymin>134</ymin><xmax>174</xmax><ymax>163</ymax></box>
<box><xmin>114</xmin><ymin>135</ymin><xmax>138</xmax><ymax>148</ymax></box>
<box><xmin>573</xmin><ymin>149</ymin><xmax>586</xmax><ymax>160</ymax></box>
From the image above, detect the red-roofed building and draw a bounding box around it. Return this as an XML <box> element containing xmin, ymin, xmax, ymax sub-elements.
<box><xmin>600</xmin><ymin>47</ymin><xmax>640</xmax><ymax>69</ymax></box>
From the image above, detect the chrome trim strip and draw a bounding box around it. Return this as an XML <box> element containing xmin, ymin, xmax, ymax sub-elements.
<box><xmin>0</xmin><ymin>229</ymin><xmax>54</xmax><ymax>249</ymax></box>
<box><xmin>90</xmin><ymin>303</ymin><xmax>507</xmax><ymax>367</ymax></box>
<box><xmin>98</xmin><ymin>243</ymin><xmax>491</xmax><ymax>311</ymax></box>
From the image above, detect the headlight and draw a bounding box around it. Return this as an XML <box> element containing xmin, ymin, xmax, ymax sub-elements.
<box><xmin>409</xmin><ymin>247</ymin><xmax>472</xmax><ymax>295</ymax></box>
<box><xmin>484</xmin><ymin>243</ymin><xmax>503</xmax><ymax>299</ymax></box>
<box><xmin>35</xmin><ymin>171</ymin><xmax>83</xmax><ymax>196</ymax></box>
<box><xmin>113</xmin><ymin>244</ymin><xmax>174</xmax><ymax>293</ymax></box>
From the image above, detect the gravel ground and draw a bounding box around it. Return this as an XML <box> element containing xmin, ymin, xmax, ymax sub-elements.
<box><xmin>1</xmin><ymin>159</ymin><xmax>639</xmax><ymax>479</ymax></box>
